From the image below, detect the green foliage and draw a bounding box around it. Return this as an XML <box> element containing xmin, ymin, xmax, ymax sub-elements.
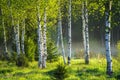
<box><xmin>117</xmin><ymin>41</ymin><xmax>120</xmax><ymax>50</ymax></box>
<box><xmin>116</xmin><ymin>41</ymin><xmax>120</xmax><ymax>60</ymax></box>
<box><xmin>25</xmin><ymin>37</ymin><xmax>36</xmax><ymax>61</ymax></box>
<box><xmin>9</xmin><ymin>52</ymin><xmax>17</xmax><ymax>62</ymax></box>
<box><xmin>16</xmin><ymin>54</ymin><xmax>29</xmax><ymax>67</ymax></box>
<box><xmin>53</xmin><ymin>63</ymin><xmax>68</xmax><ymax>80</ymax></box>
<box><xmin>47</xmin><ymin>41</ymin><xmax>59</xmax><ymax>62</ymax></box>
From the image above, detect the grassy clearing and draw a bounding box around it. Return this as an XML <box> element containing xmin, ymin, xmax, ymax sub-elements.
<box><xmin>0</xmin><ymin>58</ymin><xmax>120</xmax><ymax>80</ymax></box>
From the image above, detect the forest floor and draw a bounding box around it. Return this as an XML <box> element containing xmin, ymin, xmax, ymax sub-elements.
<box><xmin>0</xmin><ymin>58</ymin><xmax>120</xmax><ymax>80</ymax></box>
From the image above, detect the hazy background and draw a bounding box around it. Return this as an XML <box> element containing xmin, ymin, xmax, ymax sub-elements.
<box><xmin>61</xmin><ymin>18</ymin><xmax>120</xmax><ymax>58</ymax></box>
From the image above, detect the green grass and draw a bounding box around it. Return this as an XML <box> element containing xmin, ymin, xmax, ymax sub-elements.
<box><xmin>0</xmin><ymin>58</ymin><xmax>120</xmax><ymax>80</ymax></box>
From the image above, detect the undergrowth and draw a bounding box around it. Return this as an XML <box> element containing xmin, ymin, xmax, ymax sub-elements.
<box><xmin>0</xmin><ymin>58</ymin><xmax>120</xmax><ymax>80</ymax></box>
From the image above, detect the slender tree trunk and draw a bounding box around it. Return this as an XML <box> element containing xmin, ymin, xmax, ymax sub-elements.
<box><xmin>57</xmin><ymin>20</ymin><xmax>60</xmax><ymax>49</ymax></box>
<box><xmin>43</xmin><ymin>8</ymin><xmax>47</xmax><ymax>68</ymax></box>
<box><xmin>21</xmin><ymin>19</ymin><xmax>25</xmax><ymax>54</ymax></box>
<box><xmin>82</xmin><ymin>1</ymin><xmax>90</xmax><ymax>64</ymax></box>
<box><xmin>10</xmin><ymin>5</ymin><xmax>16</xmax><ymax>52</ymax></box>
<box><xmin>82</xmin><ymin>1</ymin><xmax>86</xmax><ymax>58</ymax></box>
<box><xmin>57</xmin><ymin>7</ymin><xmax>60</xmax><ymax>48</ymax></box>
<box><xmin>15</xmin><ymin>20</ymin><xmax>21</xmax><ymax>55</ymax></box>
<box><xmin>2</xmin><ymin>17</ymin><xmax>8</xmax><ymax>59</ymax></box>
<box><xmin>37</xmin><ymin>6</ymin><xmax>43</xmax><ymax>68</ymax></box>
<box><xmin>105</xmin><ymin>0</ymin><xmax>113</xmax><ymax>76</ymax></box>
<box><xmin>68</xmin><ymin>0</ymin><xmax>72</xmax><ymax>65</ymax></box>
<box><xmin>58</xmin><ymin>0</ymin><xmax>66</xmax><ymax>64</ymax></box>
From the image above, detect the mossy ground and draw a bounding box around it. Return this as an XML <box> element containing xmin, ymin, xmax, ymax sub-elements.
<box><xmin>0</xmin><ymin>58</ymin><xmax>120</xmax><ymax>80</ymax></box>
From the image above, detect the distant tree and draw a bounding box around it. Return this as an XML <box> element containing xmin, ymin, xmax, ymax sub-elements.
<box><xmin>1</xmin><ymin>9</ymin><xmax>8</xmax><ymax>59</ymax></box>
<box><xmin>82</xmin><ymin>0</ymin><xmax>90</xmax><ymax>64</ymax></box>
<box><xmin>68</xmin><ymin>0</ymin><xmax>72</xmax><ymax>65</ymax></box>
<box><xmin>58</xmin><ymin>0</ymin><xmax>66</xmax><ymax>64</ymax></box>
<box><xmin>21</xmin><ymin>19</ymin><xmax>25</xmax><ymax>54</ymax></box>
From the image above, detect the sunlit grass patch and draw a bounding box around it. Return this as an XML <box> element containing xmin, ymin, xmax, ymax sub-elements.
<box><xmin>0</xmin><ymin>58</ymin><xmax>120</xmax><ymax>80</ymax></box>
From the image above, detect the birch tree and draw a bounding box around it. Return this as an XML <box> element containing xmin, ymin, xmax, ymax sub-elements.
<box><xmin>82</xmin><ymin>0</ymin><xmax>90</xmax><ymax>64</ymax></box>
<box><xmin>2</xmin><ymin>11</ymin><xmax>8</xmax><ymax>59</ymax></box>
<box><xmin>42</xmin><ymin>8</ymin><xmax>47</xmax><ymax>68</ymax></box>
<box><xmin>68</xmin><ymin>0</ymin><xmax>72</xmax><ymax>65</ymax></box>
<box><xmin>37</xmin><ymin>6</ymin><xmax>44</xmax><ymax>68</ymax></box>
<box><xmin>21</xmin><ymin>19</ymin><xmax>25</xmax><ymax>54</ymax></box>
<box><xmin>8</xmin><ymin>0</ymin><xmax>15</xmax><ymax>52</ymax></box>
<box><xmin>15</xmin><ymin>20</ymin><xmax>21</xmax><ymax>55</ymax></box>
<box><xmin>58</xmin><ymin>0</ymin><xmax>66</xmax><ymax>64</ymax></box>
<box><xmin>105</xmin><ymin>0</ymin><xmax>113</xmax><ymax>76</ymax></box>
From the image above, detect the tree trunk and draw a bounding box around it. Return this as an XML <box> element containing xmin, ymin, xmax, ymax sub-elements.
<box><xmin>21</xmin><ymin>19</ymin><xmax>25</xmax><ymax>54</ymax></box>
<box><xmin>68</xmin><ymin>0</ymin><xmax>72</xmax><ymax>65</ymax></box>
<box><xmin>10</xmin><ymin>5</ymin><xmax>16</xmax><ymax>52</ymax></box>
<box><xmin>57</xmin><ymin>12</ymin><xmax>60</xmax><ymax>49</ymax></box>
<box><xmin>58</xmin><ymin>0</ymin><xmax>66</xmax><ymax>64</ymax></box>
<box><xmin>105</xmin><ymin>0</ymin><xmax>113</xmax><ymax>76</ymax></box>
<box><xmin>57</xmin><ymin>22</ymin><xmax>60</xmax><ymax>49</ymax></box>
<box><xmin>82</xmin><ymin>1</ymin><xmax>90</xmax><ymax>64</ymax></box>
<box><xmin>15</xmin><ymin>20</ymin><xmax>21</xmax><ymax>55</ymax></box>
<box><xmin>43</xmin><ymin>8</ymin><xmax>47</xmax><ymax>68</ymax></box>
<box><xmin>2</xmin><ymin>17</ymin><xmax>8</xmax><ymax>59</ymax></box>
<box><xmin>37</xmin><ymin>6</ymin><xmax>43</xmax><ymax>68</ymax></box>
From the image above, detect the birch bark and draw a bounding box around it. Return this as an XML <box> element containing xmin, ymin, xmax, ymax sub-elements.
<box><xmin>37</xmin><ymin>6</ymin><xmax>43</xmax><ymax>68</ymax></box>
<box><xmin>68</xmin><ymin>0</ymin><xmax>72</xmax><ymax>65</ymax></box>
<box><xmin>82</xmin><ymin>1</ymin><xmax>90</xmax><ymax>64</ymax></box>
<box><xmin>43</xmin><ymin>8</ymin><xmax>47</xmax><ymax>68</ymax></box>
<box><xmin>15</xmin><ymin>20</ymin><xmax>21</xmax><ymax>55</ymax></box>
<box><xmin>105</xmin><ymin>0</ymin><xmax>113</xmax><ymax>76</ymax></box>
<box><xmin>21</xmin><ymin>19</ymin><xmax>25</xmax><ymax>54</ymax></box>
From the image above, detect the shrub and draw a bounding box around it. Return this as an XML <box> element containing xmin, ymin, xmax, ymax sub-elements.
<box><xmin>53</xmin><ymin>63</ymin><xmax>68</xmax><ymax>80</ymax></box>
<box><xmin>9</xmin><ymin>52</ymin><xmax>17</xmax><ymax>62</ymax></box>
<box><xmin>16</xmin><ymin>54</ymin><xmax>29</xmax><ymax>67</ymax></box>
<box><xmin>47</xmin><ymin>41</ymin><xmax>59</xmax><ymax>62</ymax></box>
<box><xmin>25</xmin><ymin>37</ymin><xmax>36</xmax><ymax>61</ymax></box>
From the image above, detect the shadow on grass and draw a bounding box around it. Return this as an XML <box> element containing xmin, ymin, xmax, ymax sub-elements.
<box><xmin>115</xmin><ymin>74</ymin><xmax>120</xmax><ymax>80</ymax></box>
<box><xmin>46</xmin><ymin>69</ymin><xmax>56</xmax><ymax>80</ymax></box>
<box><xmin>77</xmin><ymin>67</ymin><xmax>105</xmax><ymax>79</ymax></box>
<box><xmin>115</xmin><ymin>72</ymin><xmax>120</xmax><ymax>80</ymax></box>
<box><xmin>13</xmin><ymin>70</ymin><xmax>41</xmax><ymax>77</ymax></box>
<box><xmin>0</xmin><ymin>69</ymin><xmax>13</xmax><ymax>74</ymax></box>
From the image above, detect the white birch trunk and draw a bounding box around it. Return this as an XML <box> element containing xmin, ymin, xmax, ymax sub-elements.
<box><xmin>68</xmin><ymin>0</ymin><xmax>72</xmax><ymax>65</ymax></box>
<box><xmin>2</xmin><ymin>17</ymin><xmax>8</xmax><ymax>59</ymax></box>
<box><xmin>21</xmin><ymin>19</ymin><xmax>25</xmax><ymax>54</ymax></box>
<box><xmin>58</xmin><ymin>0</ymin><xmax>66</xmax><ymax>64</ymax></box>
<box><xmin>15</xmin><ymin>20</ymin><xmax>21</xmax><ymax>55</ymax></box>
<box><xmin>82</xmin><ymin>1</ymin><xmax>90</xmax><ymax>64</ymax></box>
<box><xmin>43</xmin><ymin>8</ymin><xmax>47</xmax><ymax>68</ymax></box>
<box><xmin>37</xmin><ymin>6</ymin><xmax>43</xmax><ymax>68</ymax></box>
<box><xmin>105</xmin><ymin>0</ymin><xmax>113</xmax><ymax>76</ymax></box>
<box><xmin>82</xmin><ymin>2</ymin><xmax>86</xmax><ymax>55</ymax></box>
